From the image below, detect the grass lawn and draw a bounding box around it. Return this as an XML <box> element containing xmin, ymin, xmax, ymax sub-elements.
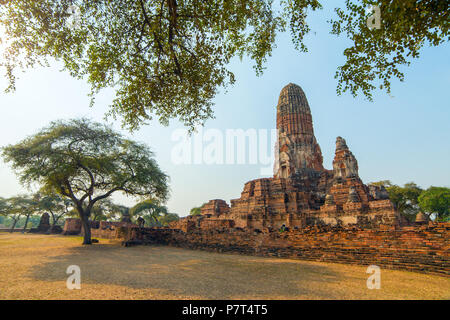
<box><xmin>0</xmin><ymin>233</ymin><xmax>448</xmax><ymax>300</ymax></box>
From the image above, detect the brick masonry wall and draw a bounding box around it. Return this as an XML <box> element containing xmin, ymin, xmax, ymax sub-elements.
<box><xmin>62</xmin><ymin>218</ymin><xmax>82</xmax><ymax>235</ymax></box>
<box><xmin>124</xmin><ymin>223</ymin><xmax>450</xmax><ymax>276</ymax></box>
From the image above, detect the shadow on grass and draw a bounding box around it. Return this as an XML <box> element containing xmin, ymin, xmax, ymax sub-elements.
<box><xmin>29</xmin><ymin>243</ymin><xmax>348</xmax><ymax>299</ymax></box>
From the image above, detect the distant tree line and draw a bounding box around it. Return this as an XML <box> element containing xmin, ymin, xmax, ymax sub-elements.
<box><xmin>0</xmin><ymin>192</ymin><xmax>180</xmax><ymax>233</ymax></box>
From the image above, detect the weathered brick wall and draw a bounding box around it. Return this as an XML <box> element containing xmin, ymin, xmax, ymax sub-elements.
<box><xmin>168</xmin><ymin>216</ymin><xmax>235</xmax><ymax>232</ymax></box>
<box><xmin>89</xmin><ymin>221</ymin><xmax>137</xmax><ymax>239</ymax></box>
<box><xmin>201</xmin><ymin>199</ymin><xmax>230</xmax><ymax>216</ymax></box>
<box><xmin>199</xmin><ymin>218</ymin><xmax>234</xmax><ymax>230</ymax></box>
<box><xmin>127</xmin><ymin>223</ymin><xmax>449</xmax><ymax>276</ymax></box>
<box><xmin>62</xmin><ymin>218</ymin><xmax>136</xmax><ymax>237</ymax></box>
<box><xmin>62</xmin><ymin>218</ymin><xmax>82</xmax><ymax>235</ymax></box>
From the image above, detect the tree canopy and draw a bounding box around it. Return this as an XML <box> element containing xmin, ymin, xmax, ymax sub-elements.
<box><xmin>0</xmin><ymin>197</ymin><xmax>6</xmax><ymax>214</ymax></box>
<box><xmin>189</xmin><ymin>206</ymin><xmax>202</xmax><ymax>216</ymax></box>
<box><xmin>130</xmin><ymin>198</ymin><xmax>178</xmax><ymax>227</ymax></box>
<box><xmin>1</xmin><ymin>1</ymin><xmax>446</xmax><ymax>130</ymax></box>
<box><xmin>330</xmin><ymin>0</ymin><xmax>449</xmax><ymax>100</ymax></box>
<box><xmin>0</xmin><ymin>195</ymin><xmax>39</xmax><ymax>232</ymax></box>
<box><xmin>37</xmin><ymin>192</ymin><xmax>73</xmax><ymax>226</ymax></box>
<box><xmin>2</xmin><ymin>118</ymin><xmax>170</xmax><ymax>244</ymax></box>
<box><xmin>90</xmin><ymin>198</ymin><xmax>128</xmax><ymax>222</ymax></box>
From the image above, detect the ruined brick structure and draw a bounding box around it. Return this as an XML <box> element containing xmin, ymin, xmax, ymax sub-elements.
<box><xmin>175</xmin><ymin>83</ymin><xmax>400</xmax><ymax>231</ymax></box>
<box><xmin>62</xmin><ymin>218</ymin><xmax>138</xmax><ymax>238</ymax></box>
<box><xmin>29</xmin><ymin>212</ymin><xmax>50</xmax><ymax>233</ymax></box>
<box><xmin>201</xmin><ymin>199</ymin><xmax>230</xmax><ymax>216</ymax></box>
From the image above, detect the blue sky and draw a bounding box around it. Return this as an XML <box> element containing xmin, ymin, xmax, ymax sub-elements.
<box><xmin>0</xmin><ymin>4</ymin><xmax>449</xmax><ymax>216</ymax></box>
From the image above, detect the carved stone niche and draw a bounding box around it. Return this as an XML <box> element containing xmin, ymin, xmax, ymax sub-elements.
<box><xmin>278</xmin><ymin>151</ymin><xmax>291</xmax><ymax>179</ymax></box>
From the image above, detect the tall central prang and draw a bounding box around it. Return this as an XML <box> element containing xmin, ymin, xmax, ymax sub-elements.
<box><xmin>274</xmin><ymin>83</ymin><xmax>324</xmax><ymax>178</ymax></box>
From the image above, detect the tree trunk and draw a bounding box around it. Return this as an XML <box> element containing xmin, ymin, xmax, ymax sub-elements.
<box><xmin>9</xmin><ymin>218</ymin><xmax>18</xmax><ymax>233</ymax></box>
<box><xmin>22</xmin><ymin>213</ymin><xmax>31</xmax><ymax>233</ymax></box>
<box><xmin>50</xmin><ymin>211</ymin><xmax>56</xmax><ymax>227</ymax></box>
<box><xmin>53</xmin><ymin>216</ymin><xmax>60</xmax><ymax>227</ymax></box>
<box><xmin>80</xmin><ymin>214</ymin><xmax>92</xmax><ymax>245</ymax></box>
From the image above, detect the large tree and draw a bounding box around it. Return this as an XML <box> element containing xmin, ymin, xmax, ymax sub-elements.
<box><xmin>2</xmin><ymin>118</ymin><xmax>169</xmax><ymax>244</ymax></box>
<box><xmin>2</xmin><ymin>1</ymin><xmax>445</xmax><ymax>130</ymax></box>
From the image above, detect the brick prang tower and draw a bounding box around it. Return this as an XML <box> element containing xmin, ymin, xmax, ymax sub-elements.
<box><xmin>274</xmin><ymin>83</ymin><xmax>324</xmax><ymax>178</ymax></box>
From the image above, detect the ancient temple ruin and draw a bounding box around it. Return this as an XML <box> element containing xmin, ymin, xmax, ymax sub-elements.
<box><xmin>59</xmin><ymin>83</ymin><xmax>448</xmax><ymax>276</ymax></box>
<box><xmin>172</xmin><ymin>83</ymin><xmax>400</xmax><ymax>231</ymax></box>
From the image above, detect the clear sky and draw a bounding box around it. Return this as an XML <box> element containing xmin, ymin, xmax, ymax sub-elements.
<box><xmin>0</xmin><ymin>4</ymin><xmax>449</xmax><ymax>216</ymax></box>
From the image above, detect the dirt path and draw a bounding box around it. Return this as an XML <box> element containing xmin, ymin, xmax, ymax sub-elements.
<box><xmin>0</xmin><ymin>233</ymin><xmax>448</xmax><ymax>299</ymax></box>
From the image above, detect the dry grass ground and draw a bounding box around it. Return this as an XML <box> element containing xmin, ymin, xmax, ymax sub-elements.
<box><xmin>0</xmin><ymin>233</ymin><xmax>448</xmax><ymax>300</ymax></box>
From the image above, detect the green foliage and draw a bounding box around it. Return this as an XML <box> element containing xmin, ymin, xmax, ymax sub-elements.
<box><xmin>11</xmin><ymin>215</ymin><xmax>40</xmax><ymax>229</ymax></box>
<box><xmin>91</xmin><ymin>198</ymin><xmax>128</xmax><ymax>222</ymax></box>
<box><xmin>37</xmin><ymin>191</ymin><xmax>72</xmax><ymax>225</ymax></box>
<box><xmin>0</xmin><ymin>195</ymin><xmax>40</xmax><ymax>230</ymax></box>
<box><xmin>2</xmin><ymin>118</ymin><xmax>169</xmax><ymax>243</ymax></box>
<box><xmin>0</xmin><ymin>197</ymin><xmax>6</xmax><ymax>215</ymax></box>
<box><xmin>130</xmin><ymin>198</ymin><xmax>172</xmax><ymax>226</ymax></box>
<box><xmin>115</xmin><ymin>204</ymin><xmax>132</xmax><ymax>221</ymax></box>
<box><xmin>2</xmin><ymin>118</ymin><xmax>169</xmax><ymax>205</ymax></box>
<box><xmin>370</xmin><ymin>180</ymin><xmax>393</xmax><ymax>188</ymax></box>
<box><xmin>330</xmin><ymin>0</ymin><xmax>449</xmax><ymax>100</ymax></box>
<box><xmin>189</xmin><ymin>207</ymin><xmax>202</xmax><ymax>216</ymax></box>
<box><xmin>0</xmin><ymin>1</ymin><xmax>321</xmax><ymax>130</ymax></box>
<box><xmin>418</xmin><ymin>187</ymin><xmax>450</xmax><ymax>221</ymax></box>
<box><xmin>1</xmin><ymin>1</ymin><xmax>447</xmax><ymax>129</ymax></box>
<box><xmin>189</xmin><ymin>202</ymin><xmax>207</xmax><ymax>216</ymax></box>
<box><xmin>158</xmin><ymin>212</ymin><xmax>179</xmax><ymax>226</ymax></box>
